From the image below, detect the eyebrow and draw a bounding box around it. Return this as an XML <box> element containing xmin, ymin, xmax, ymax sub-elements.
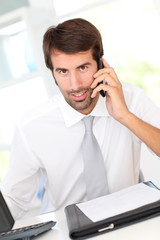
<box><xmin>55</xmin><ymin>62</ymin><xmax>91</xmax><ymax>72</ymax></box>
<box><xmin>76</xmin><ymin>62</ymin><xmax>91</xmax><ymax>69</ymax></box>
<box><xmin>55</xmin><ymin>67</ymin><xmax>67</xmax><ymax>72</ymax></box>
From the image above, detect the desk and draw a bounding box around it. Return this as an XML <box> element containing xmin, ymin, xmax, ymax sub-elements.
<box><xmin>14</xmin><ymin>210</ymin><xmax>160</xmax><ymax>240</ymax></box>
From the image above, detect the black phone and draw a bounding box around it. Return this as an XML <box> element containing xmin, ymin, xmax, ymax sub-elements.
<box><xmin>97</xmin><ymin>59</ymin><xmax>105</xmax><ymax>97</ymax></box>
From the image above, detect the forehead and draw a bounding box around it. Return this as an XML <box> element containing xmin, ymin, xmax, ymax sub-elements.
<box><xmin>51</xmin><ymin>49</ymin><xmax>94</xmax><ymax>69</ymax></box>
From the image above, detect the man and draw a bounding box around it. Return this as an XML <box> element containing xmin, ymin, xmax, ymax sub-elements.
<box><xmin>1</xmin><ymin>18</ymin><xmax>160</xmax><ymax>220</ymax></box>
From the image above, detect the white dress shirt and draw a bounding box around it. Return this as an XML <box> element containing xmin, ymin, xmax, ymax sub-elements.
<box><xmin>1</xmin><ymin>82</ymin><xmax>160</xmax><ymax>219</ymax></box>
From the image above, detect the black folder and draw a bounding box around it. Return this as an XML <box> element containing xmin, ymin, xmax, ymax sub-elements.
<box><xmin>64</xmin><ymin>182</ymin><xmax>160</xmax><ymax>239</ymax></box>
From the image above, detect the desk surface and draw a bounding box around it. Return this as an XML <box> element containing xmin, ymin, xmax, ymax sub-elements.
<box><xmin>14</xmin><ymin>210</ymin><xmax>160</xmax><ymax>240</ymax></box>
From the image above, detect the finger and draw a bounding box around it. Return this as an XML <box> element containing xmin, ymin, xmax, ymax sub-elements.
<box><xmin>91</xmin><ymin>83</ymin><xmax>110</xmax><ymax>98</ymax></box>
<box><xmin>101</xmin><ymin>57</ymin><xmax>110</xmax><ymax>68</ymax></box>
<box><xmin>94</xmin><ymin>67</ymin><xmax>118</xmax><ymax>82</ymax></box>
<box><xmin>108</xmin><ymin>67</ymin><xmax>119</xmax><ymax>83</ymax></box>
<box><xmin>91</xmin><ymin>72</ymin><xmax>116</xmax><ymax>89</ymax></box>
<box><xmin>98</xmin><ymin>58</ymin><xmax>119</xmax><ymax>83</ymax></box>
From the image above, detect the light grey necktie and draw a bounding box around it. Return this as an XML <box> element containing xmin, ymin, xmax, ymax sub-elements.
<box><xmin>82</xmin><ymin>116</ymin><xmax>108</xmax><ymax>200</ymax></box>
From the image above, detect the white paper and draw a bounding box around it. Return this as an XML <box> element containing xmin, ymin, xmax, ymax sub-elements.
<box><xmin>77</xmin><ymin>183</ymin><xmax>160</xmax><ymax>222</ymax></box>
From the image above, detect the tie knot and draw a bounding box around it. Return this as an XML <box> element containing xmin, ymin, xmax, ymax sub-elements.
<box><xmin>83</xmin><ymin>116</ymin><xmax>94</xmax><ymax>131</ymax></box>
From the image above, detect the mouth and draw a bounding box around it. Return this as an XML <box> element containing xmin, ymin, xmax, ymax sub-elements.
<box><xmin>71</xmin><ymin>90</ymin><xmax>88</xmax><ymax>101</ymax></box>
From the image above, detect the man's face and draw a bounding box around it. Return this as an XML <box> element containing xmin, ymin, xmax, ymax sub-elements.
<box><xmin>51</xmin><ymin>49</ymin><xmax>99</xmax><ymax>115</ymax></box>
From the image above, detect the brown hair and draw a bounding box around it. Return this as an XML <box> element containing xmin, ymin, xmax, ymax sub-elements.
<box><xmin>43</xmin><ymin>18</ymin><xmax>104</xmax><ymax>71</ymax></box>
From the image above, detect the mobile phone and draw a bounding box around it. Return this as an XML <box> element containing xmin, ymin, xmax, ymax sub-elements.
<box><xmin>97</xmin><ymin>59</ymin><xmax>105</xmax><ymax>97</ymax></box>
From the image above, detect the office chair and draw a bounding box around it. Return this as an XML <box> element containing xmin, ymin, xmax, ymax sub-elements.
<box><xmin>139</xmin><ymin>170</ymin><xmax>145</xmax><ymax>183</ymax></box>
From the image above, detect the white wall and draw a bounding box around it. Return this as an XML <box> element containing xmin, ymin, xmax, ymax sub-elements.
<box><xmin>28</xmin><ymin>0</ymin><xmax>59</xmax><ymax>23</ymax></box>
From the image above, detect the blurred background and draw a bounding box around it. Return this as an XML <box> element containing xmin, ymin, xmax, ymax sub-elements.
<box><xmin>0</xmin><ymin>0</ymin><xmax>160</xmax><ymax>192</ymax></box>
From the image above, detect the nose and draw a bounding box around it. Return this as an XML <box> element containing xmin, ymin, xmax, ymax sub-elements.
<box><xmin>70</xmin><ymin>72</ymin><xmax>82</xmax><ymax>90</ymax></box>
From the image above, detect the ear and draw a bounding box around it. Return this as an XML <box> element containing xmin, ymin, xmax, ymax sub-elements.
<box><xmin>54</xmin><ymin>78</ymin><xmax>58</xmax><ymax>86</ymax></box>
<box><xmin>52</xmin><ymin>71</ymin><xmax>58</xmax><ymax>85</ymax></box>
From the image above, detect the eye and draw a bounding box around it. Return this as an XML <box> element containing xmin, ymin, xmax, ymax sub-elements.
<box><xmin>79</xmin><ymin>65</ymin><xmax>88</xmax><ymax>72</ymax></box>
<box><xmin>58</xmin><ymin>69</ymin><xmax>68</xmax><ymax>75</ymax></box>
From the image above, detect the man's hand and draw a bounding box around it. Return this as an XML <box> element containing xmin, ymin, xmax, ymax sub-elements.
<box><xmin>91</xmin><ymin>58</ymin><xmax>130</xmax><ymax>123</ymax></box>
<box><xmin>91</xmin><ymin>58</ymin><xmax>160</xmax><ymax>157</ymax></box>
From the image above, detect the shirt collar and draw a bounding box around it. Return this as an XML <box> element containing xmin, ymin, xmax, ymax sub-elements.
<box><xmin>58</xmin><ymin>93</ymin><xmax>110</xmax><ymax>128</ymax></box>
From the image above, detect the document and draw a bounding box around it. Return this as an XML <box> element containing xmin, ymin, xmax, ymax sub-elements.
<box><xmin>65</xmin><ymin>182</ymin><xmax>160</xmax><ymax>239</ymax></box>
<box><xmin>77</xmin><ymin>183</ymin><xmax>160</xmax><ymax>222</ymax></box>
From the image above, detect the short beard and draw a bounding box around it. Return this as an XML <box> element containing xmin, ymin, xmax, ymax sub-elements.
<box><xmin>65</xmin><ymin>88</ymin><xmax>94</xmax><ymax>112</ymax></box>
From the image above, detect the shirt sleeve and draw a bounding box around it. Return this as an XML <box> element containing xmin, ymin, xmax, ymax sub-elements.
<box><xmin>135</xmin><ymin>90</ymin><xmax>160</xmax><ymax>129</ymax></box>
<box><xmin>0</xmin><ymin>126</ymin><xmax>41</xmax><ymax>220</ymax></box>
<box><xmin>128</xmin><ymin>86</ymin><xmax>160</xmax><ymax>158</ymax></box>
